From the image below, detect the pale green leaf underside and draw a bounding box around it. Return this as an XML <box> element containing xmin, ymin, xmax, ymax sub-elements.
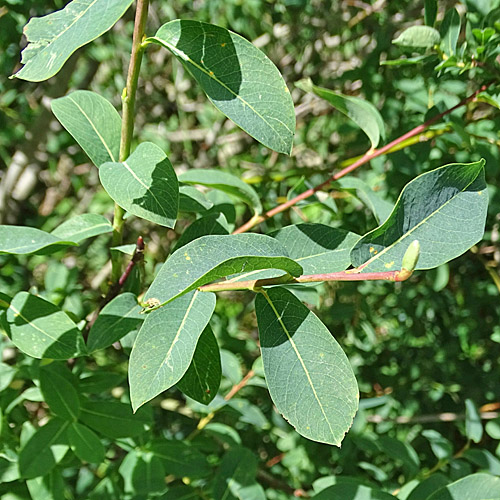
<box><xmin>297</xmin><ymin>78</ymin><xmax>384</xmax><ymax>149</ymax></box>
<box><xmin>179</xmin><ymin>169</ymin><xmax>262</xmax><ymax>214</ymax></box>
<box><xmin>129</xmin><ymin>291</ymin><xmax>216</xmax><ymax>411</ymax></box>
<box><xmin>13</xmin><ymin>0</ymin><xmax>134</xmax><ymax>82</ymax></box>
<box><xmin>351</xmin><ymin>161</ymin><xmax>488</xmax><ymax>272</ymax></box>
<box><xmin>99</xmin><ymin>142</ymin><xmax>179</xmax><ymax>228</ymax></box>
<box><xmin>0</xmin><ymin>226</ymin><xmax>77</xmax><ymax>255</ymax></box>
<box><xmin>5</xmin><ymin>292</ymin><xmax>87</xmax><ymax>360</ymax></box>
<box><xmin>51</xmin><ymin>91</ymin><xmax>121</xmax><ymax>167</ymax></box>
<box><xmin>428</xmin><ymin>473</ymin><xmax>500</xmax><ymax>500</ymax></box>
<box><xmin>176</xmin><ymin>325</ymin><xmax>221</xmax><ymax>405</ymax></box>
<box><xmin>51</xmin><ymin>213</ymin><xmax>113</xmax><ymax>243</ymax></box>
<box><xmin>393</xmin><ymin>25</ymin><xmax>441</xmax><ymax>48</ymax></box>
<box><xmin>149</xmin><ymin>20</ymin><xmax>295</xmax><ymax>155</ymax></box>
<box><xmin>87</xmin><ymin>293</ymin><xmax>143</xmax><ymax>353</ymax></box>
<box><xmin>256</xmin><ymin>287</ymin><xmax>358</xmax><ymax>445</ymax></box>
<box><xmin>145</xmin><ymin>233</ymin><xmax>303</xmax><ymax>305</ymax></box>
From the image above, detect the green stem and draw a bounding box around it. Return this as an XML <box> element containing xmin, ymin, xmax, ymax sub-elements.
<box><xmin>111</xmin><ymin>0</ymin><xmax>150</xmax><ymax>283</ymax></box>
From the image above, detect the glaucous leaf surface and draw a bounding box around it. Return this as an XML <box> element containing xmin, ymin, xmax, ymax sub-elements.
<box><xmin>51</xmin><ymin>91</ymin><xmax>121</xmax><ymax>167</ymax></box>
<box><xmin>87</xmin><ymin>293</ymin><xmax>143</xmax><ymax>352</ymax></box>
<box><xmin>255</xmin><ymin>287</ymin><xmax>358</xmax><ymax>445</ymax></box>
<box><xmin>149</xmin><ymin>20</ymin><xmax>295</xmax><ymax>154</ymax></box>
<box><xmin>351</xmin><ymin>161</ymin><xmax>487</xmax><ymax>272</ymax></box>
<box><xmin>39</xmin><ymin>366</ymin><xmax>80</xmax><ymax>421</ymax></box>
<box><xmin>18</xmin><ymin>418</ymin><xmax>70</xmax><ymax>479</ymax></box>
<box><xmin>296</xmin><ymin>78</ymin><xmax>384</xmax><ymax>149</ymax></box>
<box><xmin>0</xmin><ymin>226</ymin><xmax>76</xmax><ymax>255</ymax></box>
<box><xmin>145</xmin><ymin>234</ymin><xmax>303</xmax><ymax>305</ymax></box>
<box><xmin>393</xmin><ymin>25</ymin><xmax>441</xmax><ymax>47</ymax></box>
<box><xmin>100</xmin><ymin>142</ymin><xmax>179</xmax><ymax>228</ymax></box>
<box><xmin>51</xmin><ymin>214</ymin><xmax>113</xmax><ymax>243</ymax></box>
<box><xmin>179</xmin><ymin>169</ymin><xmax>262</xmax><ymax>214</ymax></box>
<box><xmin>176</xmin><ymin>325</ymin><xmax>221</xmax><ymax>405</ymax></box>
<box><xmin>271</xmin><ymin>223</ymin><xmax>360</xmax><ymax>274</ymax></box>
<box><xmin>79</xmin><ymin>401</ymin><xmax>151</xmax><ymax>439</ymax></box>
<box><xmin>427</xmin><ymin>473</ymin><xmax>500</xmax><ymax>500</ymax></box>
<box><xmin>68</xmin><ymin>422</ymin><xmax>105</xmax><ymax>463</ymax></box>
<box><xmin>12</xmin><ymin>0</ymin><xmax>134</xmax><ymax>81</ymax></box>
<box><xmin>129</xmin><ymin>291</ymin><xmax>216</xmax><ymax>411</ymax></box>
<box><xmin>5</xmin><ymin>292</ymin><xmax>87</xmax><ymax>360</ymax></box>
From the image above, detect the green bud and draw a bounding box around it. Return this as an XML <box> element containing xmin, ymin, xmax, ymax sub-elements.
<box><xmin>402</xmin><ymin>240</ymin><xmax>420</xmax><ymax>273</ymax></box>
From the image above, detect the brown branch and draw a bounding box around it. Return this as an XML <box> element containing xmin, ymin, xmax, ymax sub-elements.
<box><xmin>233</xmin><ymin>83</ymin><xmax>491</xmax><ymax>234</ymax></box>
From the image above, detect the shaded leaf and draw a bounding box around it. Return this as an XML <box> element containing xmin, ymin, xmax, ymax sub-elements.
<box><xmin>51</xmin><ymin>91</ymin><xmax>121</xmax><ymax>166</ymax></box>
<box><xmin>130</xmin><ymin>291</ymin><xmax>216</xmax><ymax>411</ymax></box>
<box><xmin>5</xmin><ymin>292</ymin><xmax>87</xmax><ymax>360</ymax></box>
<box><xmin>351</xmin><ymin>161</ymin><xmax>487</xmax><ymax>272</ymax></box>
<box><xmin>173</xmin><ymin>213</ymin><xmax>229</xmax><ymax>252</ymax></box>
<box><xmin>149</xmin><ymin>20</ymin><xmax>295</xmax><ymax>154</ymax></box>
<box><xmin>406</xmin><ymin>473</ymin><xmax>449</xmax><ymax>500</ymax></box>
<box><xmin>151</xmin><ymin>440</ymin><xmax>211</xmax><ymax>477</ymax></box>
<box><xmin>440</xmin><ymin>9</ymin><xmax>461</xmax><ymax>57</ymax></box>
<box><xmin>179</xmin><ymin>169</ymin><xmax>262</xmax><ymax>214</ymax></box>
<box><xmin>87</xmin><ymin>293</ymin><xmax>143</xmax><ymax>352</ymax></box>
<box><xmin>119</xmin><ymin>450</ymin><xmax>166</xmax><ymax>496</ymax></box>
<box><xmin>26</xmin><ymin>468</ymin><xmax>65</xmax><ymax>500</ymax></box>
<box><xmin>39</xmin><ymin>366</ymin><xmax>80</xmax><ymax>421</ymax></box>
<box><xmin>100</xmin><ymin>142</ymin><xmax>179</xmax><ymax>228</ymax></box>
<box><xmin>296</xmin><ymin>78</ymin><xmax>384</xmax><ymax>149</ymax></box>
<box><xmin>13</xmin><ymin>0</ymin><xmax>134</xmax><ymax>81</ymax></box>
<box><xmin>176</xmin><ymin>325</ymin><xmax>221</xmax><ymax>405</ymax></box>
<box><xmin>145</xmin><ymin>234</ymin><xmax>303</xmax><ymax>305</ymax></box>
<box><xmin>393</xmin><ymin>25</ymin><xmax>441</xmax><ymax>48</ymax></box>
<box><xmin>0</xmin><ymin>226</ymin><xmax>76</xmax><ymax>255</ymax></box>
<box><xmin>427</xmin><ymin>473</ymin><xmax>500</xmax><ymax>500</ymax></box>
<box><xmin>255</xmin><ymin>287</ymin><xmax>358</xmax><ymax>445</ymax></box>
<box><xmin>312</xmin><ymin>483</ymin><xmax>395</xmax><ymax>499</ymax></box>
<box><xmin>68</xmin><ymin>422</ymin><xmax>105</xmax><ymax>463</ymax></box>
<box><xmin>425</xmin><ymin>0</ymin><xmax>438</xmax><ymax>26</ymax></box>
<box><xmin>0</xmin><ymin>362</ymin><xmax>16</xmax><ymax>392</ymax></box>
<box><xmin>465</xmin><ymin>398</ymin><xmax>483</xmax><ymax>443</ymax></box>
<box><xmin>179</xmin><ymin>186</ymin><xmax>214</xmax><ymax>213</ymax></box>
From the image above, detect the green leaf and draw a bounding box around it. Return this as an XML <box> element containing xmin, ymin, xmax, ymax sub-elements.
<box><xmin>296</xmin><ymin>78</ymin><xmax>384</xmax><ymax>149</ymax></box>
<box><xmin>422</xmin><ymin>430</ymin><xmax>453</xmax><ymax>460</ymax></box>
<box><xmin>377</xmin><ymin>436</ymin><xmax>420</xmax><ymax>475</ymax></box>
<box><xmin>26</xmin><ymin>469</ymin><xmax>65</xmax><ymax>500</ymax></box>
<box><xmin>5</xmin><ymin>292</ymin><xmax>87</xmax><ymax>360</ymax></box>
<box><xmin>151</xmin><ymin>440</ymin><xmax>211</xmax><ymax>478</ymax></box>
<box><xmin>213</xmin><ymin>447</ymin><xmax>265</xmax><ymax>500</ymax></box>
<box><xmin>176</xmin><ymin>325</ymin><xmax>221</xmax><ymax>405</ymax></box>
<box><xmin>119</xmin><ymin>450</ymin><xmax>166</xmax><ymax>496</ymax></box>
<box><xmin>145</xmin><ymin>234</ymin><xmax>303</xmax><ymax>305</ymax></box>
<box><xmin>255</xmin><ymin>287</ymin><xmax>358</xmax><ymax>445</ymax></box>
<box><xmin>51</xmin><ymin>91</ymin><xmax>121</xmax><ymax>167</ymax></box>
<box><xmin>68</xmin><ymin>422</ymin><xmax>105</xmax><ymax>463</ymax></box>
<box><xmin>440</xmin><ymin>9</ymin><xmax>461</xmax><ymax>57</ymax></box>
<box><xmin>19</xmin><ymin>418</ymin><xmax>69</xmax><ymax>479</ymax></box>
<box><xmin>179</xmin><ymin>186</ymin><xmax>214</xmax><ymax>213</ymax></box>
<box><xmin>87</xmin><ymin>293</ymin><xmax>143</xmax><ymax>352</ymax></box>
<box><xmin>335</xmin><ymin>177</ymin><xmax>394</xmax><ymax>224</ymax></box>
<box><xmin>350</xmin><ymin>161</ymin><xmax>487</xmax><ymax>272</ymax></box>
<box><xmin>464</xmin><ymin>449</ymin><xmax>500</xmax><ymax>475</ymax></box>
<box><xmin>51</xmin><ymin>214</ymin><xmax>112</xmax><ymax>243</ymax></box>
<box><xmin>425</xmin><ymin>0</ymin><xmax>438</xmax><ymax>26</ymax></box>
<box><xmin>406</xmin><ymin>474</ymin><xmax>449</xmax><ymax>500</ymax></box>
<box><xmin>179</xmin><ymin>169</ymin><xmax>262</xmax><ymax>214</ymax></box>
<box><xmin>393</xmin><ymin>25</ymin><xmax>441</xmax><ymax>48</ymax></box>
<box><xmin>100</xmin><ymin>142</ymin><xmax>179</xmax><ymax>227</ymax></box>
<box><xmin>129</xmin><ymin>290</ymin><xmax>216</xmax><ymax>411</ymax></box>
<box><xmin>0</xmin><ymin>226</ymin><xmax>76</xmax><ymax>255</ymax></box>
<box><xmin>79</xmin><ymin>401</ymin><xmax>151</xmax><ymax>439</ymax></box>
<box><xmin>39</xmin><ymin>366</ymin><xmax>80</xmax><ymax>421</ymax></box>
<box><xmin>12</xmin><ymin>0</ymin><xmax>134</xmax><ymax>82</ymax></box>
<box><xmin>0</xmin><ymin>362</ymin><xmax>16</xmax><ymax>392</ymax></box>
<box><xmin>271</xmin><ymin>223</ymin><xmax>360</xmax><ymax>274</ymax></box>
<box><xmin>79</xmin><ymin>371</ymin><xmax>125</xmax><ymax>394</ymax></box>
<box><xmin>172</xmin><ymin>213</ymin><xmax>230</xmax><ymax>252</ymax></box>
<box><xmin>149</xmin><ymin>20</ymin><xmax>295</xmax><ymax>155</ymax></box>
<box><xmin>162</xmin><ymin>486</ymin><xmax>198</xmax><ymax>499</ymax></box>
<box><xmin>427</xmin><ymin>473</ymin><xmax>500</xmax><ymax>500</ymax></box>
<box><xmin>312</xmin><ymin>483</ymin><xmax>395</xmax><ymax>500</ymax></box>
<box><xmin>381</xmin><ymin>55</ymin><xmax>435</xmax><ymax>66</ymax></box>
<box><xmin>465</xmin><ymin>398</ymin><xmax>483</xmax><ymax>443</ymax></box>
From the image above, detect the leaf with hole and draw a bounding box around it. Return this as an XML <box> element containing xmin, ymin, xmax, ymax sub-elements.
<box><xmin>149</xmin><ymin>20</ymin><xmax>295</xmax><ymax>154</ymax></box>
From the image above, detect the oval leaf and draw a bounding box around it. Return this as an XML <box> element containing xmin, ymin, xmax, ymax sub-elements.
<box><xmin>51</xmin><ymin>91</ymin><xmax>121</xmax><ymax>167</ymax></box>
<box><xmin>255</xmin><ymin>287</ymin><xmax>358</xmax><ymax>445</ymax></box>
<box><xmin>87</xmin><ymin>293</ymin><xmax>143</xmax><ymax>352</ymax></box>
<box><xmin>145</xmin><ymin>234</ymin><xmax>303</xmax><ymax>305</ymax></box>
<box><xmin>176</xmin><ymin>325</ymin><xmax>221</xmax><ymax>405</ymax></box>
<box><xmin>179</xmin><ymin>169</ymin><xmax>262</xmax><ymax>214</ymax></box>
<box><xmin>51</xmin><ymin>213</ymin><xmax>113</xmax><ymax>243</ymax></box>
<box><xmin>68</xmin><ymin>422</ymin><xmax>105</xmax><ymax>464</ymax></box>
<box><xmin>100</xmin><ymin>142</ymin><xmax>179</xmax><ymax>228</ymax></box>
<box><xmin>393</xmin><ymin>25</ymin><xmax>441</xmax><ymax>48</ymax></box>
<box><xmin>428</xmin><ymin>473</ymin><xmax>500</xmax><ymax>500</ymax></box>
<box><xmin>5</xmin><ymin>292</ymin><xmax>87</xmax><ymax>360</ymax></box>
<box><xmin>440</xmin><ymin>9</ymin><xmax>461</xmax><ymax>57</ymax></box>
<box><xmin>12</xmin><ymin>0</ymin><xmax>134</xmax><ymax>82</ymax></box>
<box><xmin>149</xmin><ymin>20</ymin><xmax>295</xmax><ymax>154</ymax></box>
<box><xmin>297</xmin><ymin>78</ymin><xmax>384</xmax><ymax>149</ymax></box>
<box><xmin>130</xmin><ymin>290</ymin><xmax>216</xmax><ymax>411</ymax></box>
<box><xmin>351</xmin><ymin>161</ymin><xmax>487</xmax><ymax>272</ymax></box>
<box><xmin>39</xmin><ymin>366</ymin><xmax>80</xmax><ymax>421</ymax></box>
<box><xmin>0</xmin><ymin>226</ymin><xmax>76</xmax><ymax>255</ymax></box>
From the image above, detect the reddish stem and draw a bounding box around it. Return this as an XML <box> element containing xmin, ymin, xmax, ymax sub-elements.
<box><xmin>233</xmin><ymin>83</ymin><xmax>490</xmax><ymax>234</ymax></box>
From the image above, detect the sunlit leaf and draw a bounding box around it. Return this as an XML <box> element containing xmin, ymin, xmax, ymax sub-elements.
<box><xmin>51</xmin><ymin>214</ymin><xmax>113</xmax><ymax>243</ymax></box>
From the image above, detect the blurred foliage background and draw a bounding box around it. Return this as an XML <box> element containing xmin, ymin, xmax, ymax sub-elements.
<box><xmin>1</xmin><ymin>0</ymin><xmax>500</xmax><ymax>498</ymax></box>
